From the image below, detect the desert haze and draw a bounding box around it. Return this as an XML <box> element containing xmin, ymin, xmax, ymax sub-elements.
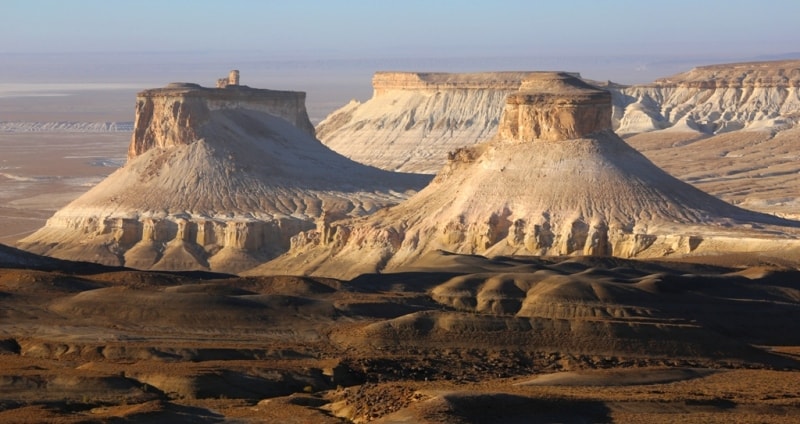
<box><xmin>1</xmin><ymin>61</ymin><xmax>800</xmax><ymax>423</ymax></box>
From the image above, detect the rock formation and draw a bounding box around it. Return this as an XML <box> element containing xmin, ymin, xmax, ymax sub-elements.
<box><xmin>318</xmin><ymin>61</ymin><xmax>800</xmax><ymax>167</ymax></box>
<box><xmin>317</xmin><ymin>72</ymin><xmax>549</xmax><ymax>173</ymax></box>
<box><xmin>256</xmin><ymin>72</ymin><xmax>800</xmax><ymax>279</ymax></box>
<box><xmin>18</xmin><ymin>74</ymin><xmax>429</xmax><ymax>273</ymax></box>
<box><xmin>613</xmin><ymin>60</ymin><xmax>800</xmax><ymax>134</ymax></box>
<box><xmin>317</xmin><ymin>61</ymin><xmax>800</xmax><ymax>219</ymax></box>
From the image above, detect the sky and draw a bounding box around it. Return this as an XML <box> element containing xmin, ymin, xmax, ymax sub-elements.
<box><xmin>4</xmin><ymin>0</ymin><xmax>798</xmax><ymax>57</ymax></box>
<box><xmin>2</xmin><ymin>0</ymin><xmax>799</xmax><ymax>117</ymax></box>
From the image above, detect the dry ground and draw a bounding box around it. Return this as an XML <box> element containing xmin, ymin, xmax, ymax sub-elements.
<box><xmin>0</xmin><ymin>132</ymin><xmax>129</xmax><ymax>244</ymax></box>
<box><xmin>625</xmin><ymin>128</ymin><xmax>800</xmax><ymax>220</ymax></box>
<box><xmin>1</xmin><ymin>249</ymin><xmax>799</xmax><ymax>423</ymax></box>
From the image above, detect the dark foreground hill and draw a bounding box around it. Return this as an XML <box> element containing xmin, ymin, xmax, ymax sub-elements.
<box><xmin>1</xmin><ymin>245</ymin><xmax>799</xmax><ymax>422</ymax></box>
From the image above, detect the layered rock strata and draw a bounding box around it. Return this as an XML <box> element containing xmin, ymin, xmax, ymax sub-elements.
<box><xmin>18</xmin><ymin>78</ymin><xmax>429</xmax><ymax>273</ymax></box>
<box><xmin>129</xmin><ymin>81</ymin><xmax>315</xmax><ymax>158</ymax></box>
<box><xmin>613</xmin><ymin>60</ymin><xmax>800</xmax><ymax>134</ymax></box>
<box><xmin>257</xmin><ymin>72</ymin><xmax>800</xmax><ymax>279</ymax></box>
<box><xmin>318</xmin><ymin>61</ymin><xmax>800</xmax><ymax>170</ymax></box>
<box><xmin>317</xmin><ymin>72</ymin><xmax>549</xmax><ymax>173</ymax></box>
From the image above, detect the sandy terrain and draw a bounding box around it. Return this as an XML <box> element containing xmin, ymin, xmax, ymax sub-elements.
<box><xmin>626</xmin><ymin>128</ymin><xmax>800</xmax><ymax>220</ymax></box>
<box><xmin>0</xmin><ymin>132</ymin><xmax>129</xmax><ymax>244</ymax></box>
<box><xmin>1</xmin><ymin>246</ymin><xmax>799</xmax><ymax>422</ymax></box>
<box><xmin>1</xmin><ymin>68</ymin><xmax>799</xmax><ymax>422</ymax></box>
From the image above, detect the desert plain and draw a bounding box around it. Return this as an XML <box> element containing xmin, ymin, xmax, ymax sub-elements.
<box><xmin>1</xmin><ymin>63</ymin><xmax>800</xmax><ymax>424</ymax></box>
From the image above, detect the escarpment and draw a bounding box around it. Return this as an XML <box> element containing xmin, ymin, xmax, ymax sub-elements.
<box><xmin>613</xmin><ymin>60</ymin><xmax>800</xmax><ymax>134</ymax></box>
<box><xmin>17</xmin><ymin>73</ymin><xmax>430</xmax><ymax>273</ymax></box>
<box><xmin>318</xmin><ymin>61</ymin><xmax>800</xmax><ymax>175</ymax></box>
<box><xmin>317</xmin><ymin>72</ymin><xmax>547</xmax><ymax>173</ymax></box>
<box><xmin>129</xmin><ymin>81</ymin><xmax>315</xmax><ymax>158</ymax></box>
<box><xmin>257</xmin><ymin>72</ymin><xmax>800</xmax><ymax>279</ymax></box>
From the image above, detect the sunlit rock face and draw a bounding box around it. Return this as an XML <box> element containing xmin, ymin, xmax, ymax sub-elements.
<box><xmin>128</xmin><ymin>82</ymin><xmax>315</xmax><ymax>158</ymax></box>
<box><xmin>316</xmin><ymin>72</ymin><xmax>545</xmax><ymax>173</ymax></box>
<box><xmin>257</xmin><ymin>72</ymin><xmax>800</xmax><ymax>280</ymax></box>
<box><xmin>318</xmin><ymin>62</ymin><xmax>800</xmax><ymax>175</ymax></box>
<box><xmin>18</xmin><ymin>77</ymin><xmax>429</xmax><ymax>273</ymax></box>
<box><xmin>498</xmin><ymin>73</ymin><xmax>612</xmax><ymax>142</ymax></box>
<box><xmin>613</xmin><ymin>60</ymin><xmax>800</xmax><ymax>134</ymax></box>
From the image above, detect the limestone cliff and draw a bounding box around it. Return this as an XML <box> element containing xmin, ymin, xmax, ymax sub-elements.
<box><xmin>255</xmin><ymin>72</ymin><xmax>800</xmax><ymax>279</ymax></box>
<box><xmin>316</xmin><ymin>61</ymin><xmax>800</xmax><ymax>219</ymax></box>
<box><xmin>613</xmin><ymin>60</ymin><xmax>800</xmax><ymax>134</ymax></box>
<box><xmin>317</xmin><ymin>72</ymin><xmax>548</xmax><ymax>173</ymax></box>
<box><xmin>129</xmin><ymin>82</ymin><xmax>315</xmax><ymax>158</ymax></box>
<box><xmin>318</xmin><ymin>61</ymin><xmax>800</xmax><ymax>170</ymax></box>
<box><xmin>18</xmin><ymin>78</ymin><xmax>429</xmax><ymax>273</ymax></box>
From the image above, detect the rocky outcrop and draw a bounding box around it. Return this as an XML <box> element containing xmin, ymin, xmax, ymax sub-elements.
<box><xmin>317</xmin><ymin>72</ymin><xmax>549</xmax><ymax>173</ymax></box>
<box><xmin>318</xmin><ymin>61</ymin><xmax>800</xmax><ymax>174</ymax></box>
<box><xmin>613</xmin><ymin>60</ymin><xmax>800</xmax><ymax>134</ymax></box>
<box><xmin>498</xmin><ymin>75</ymin><xmax>612</xmax><ymax>142</ymax></box>
<box><xmin>129</xmin><ymin>81</ymin><xmax>315</xmax><ymax>158</ymax></box>
<box><xmin>18</xmin><ymin>77</ymin><xmax>429</xmax><ymax>273</ymax></box>
<box><xmin>255</xmin><ymin>72</ymin><xmax>800</xmax><ymax>279</ymax></box>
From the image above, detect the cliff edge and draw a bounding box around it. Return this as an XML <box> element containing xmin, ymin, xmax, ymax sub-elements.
<box><xmin>256</xmin><ymin>72</ymin><xmax>800</xmax><ymax>279</ymax></box>
<box><xmin>317</xmin><ymin>72</ymin><xmax>546</xmax><ymax>173</ymax></box>
<box><xmin>18</xmin><ymin>74</ymin><xmax>429</xmax><ymax>273</ymax></box>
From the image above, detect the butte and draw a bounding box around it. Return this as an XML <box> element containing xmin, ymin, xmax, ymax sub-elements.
<box><xmin>17</xmin><ymin>72</ymin><xmax>429</xmax><ymax>273</ymax></box>
<box><xmin>258</xmin><ymin>72</ymin><xmax>800</xmax><ymax>279</ymax></box>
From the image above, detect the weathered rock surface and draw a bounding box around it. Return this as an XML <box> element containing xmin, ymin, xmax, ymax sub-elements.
<box><xmin>128</xmin><ymin>82</ymin><xmax>315</xmax><ymax>158</ymax></box>
<box><xmin>317</xmin><ymin>72</ymin><xmax>548</xmax><ymax>173</ymax></box>
<box><xmin>498</xmin><ymin>76</ymin><xmax>612</xmax><ymax>142</ymax></box>
<box><xmin>613</xmin><ymin>60</ymin><xmax>800</xmax><ymax>134</ymax></box>
<box><xmin>256</xmin><ymin>72</ymin><xmax>800</xmax><ymax>279</ymax></box>
<box><xmin>317</xmin><ymin>61</ymin><xmax>800</xmax><ymax>218</ymax></box>
<box><xmin>18</xmin><ymin>80</ymin><xmax>429</xmax><ymax>273</ymax></box>
<box><xmin>318</xmin><ymin>64</ymin><xmax>800</xmax><ymax>174</ymax></box>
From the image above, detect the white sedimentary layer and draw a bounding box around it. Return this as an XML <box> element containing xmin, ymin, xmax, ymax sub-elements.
<box><xmin>17</xmin><ymin>83</ymin><xmax>428</xmax><ymax>273</ymax></box>
<box><xmin>318</xmin><ymin>62</ymin><xmax>800</xmax><ymax>174</ymax></box>
<box><xmin>317</xmin><ymin>72</ymin><xmax>545</xmax><ymax>174</ymax></box>
<box><xmin>613</xmin><ymin>61</ymin><xmax>800</xmax><ymax>134</ymax></box>
<box><xmin>259</xmin><ymin>73</ymin><xmax>800</xmax><ymax>279</ymax></box>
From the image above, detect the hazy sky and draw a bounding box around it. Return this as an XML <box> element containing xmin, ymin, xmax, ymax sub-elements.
<box><xmin>2</xmin><ymin>0</ymin><xmax>799</xmax><ymax>113</ymax></box>
<box><xmin>5</xmin><ymin>0</ymin><xmax>798</xmax><ymax>57</ymax></box>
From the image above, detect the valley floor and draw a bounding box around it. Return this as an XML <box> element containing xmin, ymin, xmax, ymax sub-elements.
<box><xmin>1</xmin><ymin>254</ymin><xmax>799</xmax><ymax>423</ymax></box>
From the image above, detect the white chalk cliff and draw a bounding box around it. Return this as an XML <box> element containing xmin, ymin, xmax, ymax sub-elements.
<box><xmin>613</xmin><ymin>60</ymin><xmax>800</xmax><ymax>134</ymax></box>
<box><xmin>18</xmin><ymin>79</ymin><xmax>429</xmax><ymax>273</ymax></box>
<box><xmin>317</xmin><ymin>72</ymin><xmax>548</xmax><ymax>173</ymax></box>
<box><xmin>318</xmin><ymin>61</ymin><xmax>800</xmax><ymax>172</ymax></box>
<box><xmin>257</xmin><ymin>73</ymin><xmax>800</xmax><ymax>279</ymax></box>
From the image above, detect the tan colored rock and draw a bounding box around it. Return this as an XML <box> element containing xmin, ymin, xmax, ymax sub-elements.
<box><xmin>129</xmin><ymin>81</ymin><xmax>315</xmax><ymax>158</ymax></box>
<box><xmin>18</xmin><ymin>80</ymin><xmax>429</xmax><ymax>273</ymax></box>
<box><xmin>317</xmin><ymin>72</ymin><xmax>546</xmax><ymax>173</ymax></box>
<box><xmin>498</xmin><ymin>73</ymin><xmax>612</xmax><ymax>142</ymax></box>
<box><xmin>255</xmin><ymin>72</ymin><xmax>800</xmax><ymax>279</ymax></box>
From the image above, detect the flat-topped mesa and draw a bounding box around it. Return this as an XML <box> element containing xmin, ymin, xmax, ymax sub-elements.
<box><xmin>19</xmin><ymin>72</ymin><xmax>431</xmax><ymax>273</ymax></box>
<box><xmin>371</xmin><ymin>71</ymin><xmax>551</xmax><ymax>96</ymax></box>
<box><xmin>319</xmin><ymin>71</ymin><xmax>569</xmax><ymax>174</ymax></box>
<box><xmin>257</xmin><ymin>70</ymin><xmax>800</xmax><ymax>279</ymax></box>
<box><xmin>498</xmin><ymin>72</ymin><xmax>613</xmax><ymax>142</ymax></box>
<box><xmin>129</xmin><ymin>72</ymin><xmax>315</xmax><ymax>159</ymax></box>
<box><xmin>653</xmin><ymin>60</ymin><xmax>800</xmax><ymax>88</ymax></box>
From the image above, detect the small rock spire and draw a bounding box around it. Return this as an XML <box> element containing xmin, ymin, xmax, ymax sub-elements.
<box><xmin>216</xmin><ymin>70</ymin><xmax>240</xmax><ymax>88</ymax></box>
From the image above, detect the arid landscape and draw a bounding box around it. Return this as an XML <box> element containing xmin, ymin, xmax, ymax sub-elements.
<box><xmin>3</xmin><ymin>0</ymin><xmax>800</xmax><ymax>415</ymax></box>
<box><xmin>1</xmin><ymin>58</ymin><xmax>799</xmax><ymax>423</ymax></box>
